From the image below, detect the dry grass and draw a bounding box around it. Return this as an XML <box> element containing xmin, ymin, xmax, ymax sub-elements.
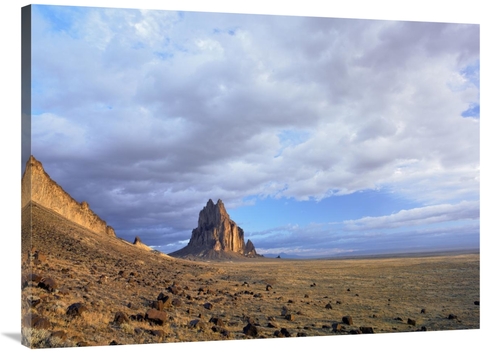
<box><xmin>21</xmin><ymin>202</ymin><xmax>479</xmax><ymax>348</ymax></box>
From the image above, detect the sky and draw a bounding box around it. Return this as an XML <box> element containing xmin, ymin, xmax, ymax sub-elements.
<box><xmin>27</xmin><ymin>3</ymin><xmax>480</xmax><ymax>258</ymax></box>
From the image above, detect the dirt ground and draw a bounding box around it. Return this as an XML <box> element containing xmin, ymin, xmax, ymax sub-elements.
<box><xmin>21</xmin><ymin>202</ymin><xmax>479</xmax><ymax>348</ymax></box>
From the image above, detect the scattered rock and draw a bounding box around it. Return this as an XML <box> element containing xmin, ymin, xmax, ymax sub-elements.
<box><xmin>474</xmin><ymin>301</ymin><xmax>480</xmax><ymax>306</ymax></box>
<box><xmin>448</xmin><ymin>314</ymin><xmax>458</xmax><ymax>320</ymax></box>
<box><xmin>130</xmin><ymin>314</ymin><xmax>145</xmax><ymax>322</ymax></box>
<box><xmin>266</xmin><ymin>284</ymin><xmax>273</xmax><ymax>291</ymax></box>
<box><xmin>360</xmin><ymin>326</ymin><xmax>374</xmax><ymax>333</ymax></box>
<box><xmin>152</xmin><ymin>300</ymin><xmax>164</xmax><ymax>311</ymax></box>
<box><xmin>297</xmin><ymin>332</ymin><xmax>307</xmax><ymax>337</ymax></box>
<box><xmin>167</xmin><ymin>285</ymin><xmax>182</xmax><ymax>295</ymax></box>
<box><xmin>285</xmin><ymin>314</ymin><xmax>295</xmax><ymax>321</ymax></box>
<box><xmin>342</xmin><ymin>315</ymin><xmax>353</xmax><ymax>325</ymax></box>
<box><xmin>325</xmin><ymin>303</ymin><xmax>333</xmax><ymax>310</ymax></box>
<box><xmin>145</xmin><ymin>309</ymin><xmax>168</xmax><ymax>325</ymax></box>
<box><xmin>209</xmin><ymin>317</ymin><xmax>224</xmax><ymax>327</ymax></box>
<box><xmin>348</xmin><ymin>329</ymin><xmax>362</xmax><ymax>334</ymax></box>
<box><xmin>171</xmin><ymin>298</ymin><xmax>182</xmax><ymax>307</ymax></box>
<box><xmin>27</xmin><ymin>296</ymin><xmax>41</xmax><ymax>307</ymax></box>
<box><xmin>38</xmin><ymin>277</ymin><xmax>58</xmax><ymax>292</ymax></box>
<box><xmin>243</xmin><ymin>323</ymin><xmax>259</xmax><ymax>337</ymax></box>
<box><xmin>189</xmin><ymin>319</ymin><xmax>207</xmax><ymax>330</ymax></box>
<box><xmin>280</xmin><ymin>328</ymin><xmax>292</xmax><ymax>337</ymax></box>
<box><xmin>203</xmin><ymin>302</ymin><xmax>213</xmax><ymax>310</ymax></box>
<box><xmin>148</xmin><ymin>329</ymin><xmax>165</xmax><ymax>338</ymax></box>
<box><xmin>212</xmin><ymin>326</ymin><xmax>231</xmax><ymax>337</ymax></box>
<box><xmin>273</xmin><ymin>330</ymin><xmax>283</xmax><ymax>337</ymax></box>
<box><xmin>113</xmin><ymin>312</ymin><xmax>129</xmax><ymax>325</ymax></box>
<box><xmin>408</xmin><ymin>318</ymin><xmax>416</xmax><ymax>326</ymax></box>
<box><xmin>66</xmin><ymin>303</ymin><xmax>87</xmax><ymax>317</ymax></box>
<box><xmin>421</xmin><ymin>308</ymin><xmax>426</xmax><ymax>314</ymax></box>
<box><xmin>332</xmin><ymin>322</ymin><xmax>343</xmax><ymax>332</ymax></box>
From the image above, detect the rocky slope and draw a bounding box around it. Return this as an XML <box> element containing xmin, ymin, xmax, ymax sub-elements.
<box><xmin>169</xmin><ymin>199</ymin><xmax>261</xmax><ymax>260</ymax></box>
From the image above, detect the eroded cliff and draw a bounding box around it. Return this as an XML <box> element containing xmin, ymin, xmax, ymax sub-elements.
<box><xmin>21</xmin><ymin>156</ymin><xmax>116</xmax><ymax>237</ymax></box>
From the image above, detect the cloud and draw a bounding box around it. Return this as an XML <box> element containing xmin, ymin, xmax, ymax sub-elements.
<box><xmin>342</xmin><ymin>200</ymin><xmax>479</xmax><ymax>231</ymax></box>
<box><xmin>30</xmin><ymin>6</ymin><xmax>480</xmax><ymax>251</ymax></box>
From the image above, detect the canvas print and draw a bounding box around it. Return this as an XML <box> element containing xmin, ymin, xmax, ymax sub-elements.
<box><xmin>21</xmin><ymin>4</ymin><xmax>480</xmax><ymax>349</ymax></box>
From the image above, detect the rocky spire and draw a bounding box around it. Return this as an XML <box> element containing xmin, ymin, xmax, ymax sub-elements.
<box><xmin>187</xmin><ymin>199</ymin><xmax>245</xmax><ymax>253</ymax></box>
<box><xmin>169</xmin><ymin>199</ymin><xmax>261</xmax><ymax>259</ymax></box>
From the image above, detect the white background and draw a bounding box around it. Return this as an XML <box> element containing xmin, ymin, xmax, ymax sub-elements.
<box><xmin>1</xmin><ymin>1</ymin><xmax>497</xmax><ymax>352</ymax></box>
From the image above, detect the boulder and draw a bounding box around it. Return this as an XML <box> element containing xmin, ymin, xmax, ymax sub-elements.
<box><xmin>342</xmin><ymin>315</ymin><xmax>353</xmax><ymax>325</ymax></box>
<box><xmin>38</xmin><ymin>277</ymin><xmax>58</xmax><ymax>292</ymax></box>
<box><xmin>360</xmin><ymin>327</ymin><xmax>374</xmax><ymax>333</ymax></box>
<box><xmin>66</xmin><ymin>303</ymin><xmax>87</xmax><ymax>317</ymax></box>
<box><xmin>243</xmin><ymin>323</ymin><xmax>259</xmax><ymax>337</ymax></box>
<box><xmin>113</xmin><ymin>312</ymin><xmax>129</xmax><ymax>325</ymax></box>
<box><xmin>189</xmin><ymin>319</ymin><xmax>207</xmax><ymax>330</ymax></box>
<box><xmin>145</xmin><ymin>309</ymin><xmax>167</xmax><ymax>325</ymax></box>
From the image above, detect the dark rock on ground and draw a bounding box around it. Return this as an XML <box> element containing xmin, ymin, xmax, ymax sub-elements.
<box><xmin>171</xmin><ymin>298</ymin><xmax>182</xmax><ymax>307</ymax></box>
<box><xmin>280</xmin><ymin>328</ymin><xmax>292</xmax><ymax>337</ymax></box>
<box><xmin>209</xmin><ymin>317</ymin><xmax>224</xmax><ymax>326</ymax></box>
<box><xmin>113</xmin><ymin>312</ymin><xmax>129</xmax><ymax>325</ymax></box>
<box><xmin>408</xmin><ymin>318</ymin><xmax>416</xmax><ymax>326</ymax></box>
<box><xmin>152</xmin><ymin>300</ymin><xmax>164</xmax><ymax>311</ymax></box>
<box><xmin>148</xmin><ymin>329</ymin><xmax>165</xmax><ymax>338</ymax></box>
<box><xmin>66</xmin><ymin>303</ymin><xmax>87</xmax><ymax>317</ymax></box>
<box><xmin>342</xmin><ymin>315</ymin><xmax>353</xmax><ymax>325</ymax></box>
<box><xmin>189</xmin><ymin>319</ymin><xmax>207</xmax><ymax>330</ymax></box>
<box><xmin>360</xmin><ymin>327</ymin><xmax>374</xmax><ymax>333</ymax></box>
<box><xmin>332</xmin><ymin>322</ymin><xmax>343</xmax><ymax>332</ymax></box>
<box><xmin>145</xmin><ymin>309</ymin><xmax>167</xmax><ymax>325</ymax></box>
<box><xmin>243</xmin><ymin>323</ymin><xmax>259</xmax><ymax>337</ymax></box>
<box><xmin>38</xmin><ymin>277</ymin><xmax>58</xmax><ymax>292</ymax></box>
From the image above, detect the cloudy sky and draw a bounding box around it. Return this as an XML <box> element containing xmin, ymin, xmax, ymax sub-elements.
<box><xmin>27</xmin><ymin>4</ymin><xmax>480</xmax><ymax>257</ymax></box>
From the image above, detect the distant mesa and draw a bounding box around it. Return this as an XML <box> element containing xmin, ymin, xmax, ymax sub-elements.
<box><xmin>169</xmin><ymin>199</ymin><xmax>262</xmax><ymax>260</ymax></box>
<box><xmin>21</xmin><ymin>155</ymin><xmax>116</xmax><ymax>237</ymax></box>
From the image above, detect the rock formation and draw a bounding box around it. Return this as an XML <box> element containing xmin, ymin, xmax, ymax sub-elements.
<box><xmin>21</xmin><ymin>155</ymin><xmax>116</xmax><ymax>237</ymax></box>
<box><xmin>244</xmin><ymin>239</ymin><xmax>259</xmax><ymax>258</ymax></box>
<box><xmin>169</xmin><ymin>199</ymin><xmax>261</xmax><ymax>259</ymax></box>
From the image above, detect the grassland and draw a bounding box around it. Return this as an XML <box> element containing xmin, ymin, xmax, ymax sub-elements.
<box><xmin>21</xmin><ymin>202</ymin><xmax>479</xmax><ymax>348</ymax></box>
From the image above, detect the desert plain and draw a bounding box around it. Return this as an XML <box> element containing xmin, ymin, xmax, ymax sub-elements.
<box><xmin>21</xmin><ymin>202</ymin><xmax>479</xmax><ymax>348</ymax></box>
